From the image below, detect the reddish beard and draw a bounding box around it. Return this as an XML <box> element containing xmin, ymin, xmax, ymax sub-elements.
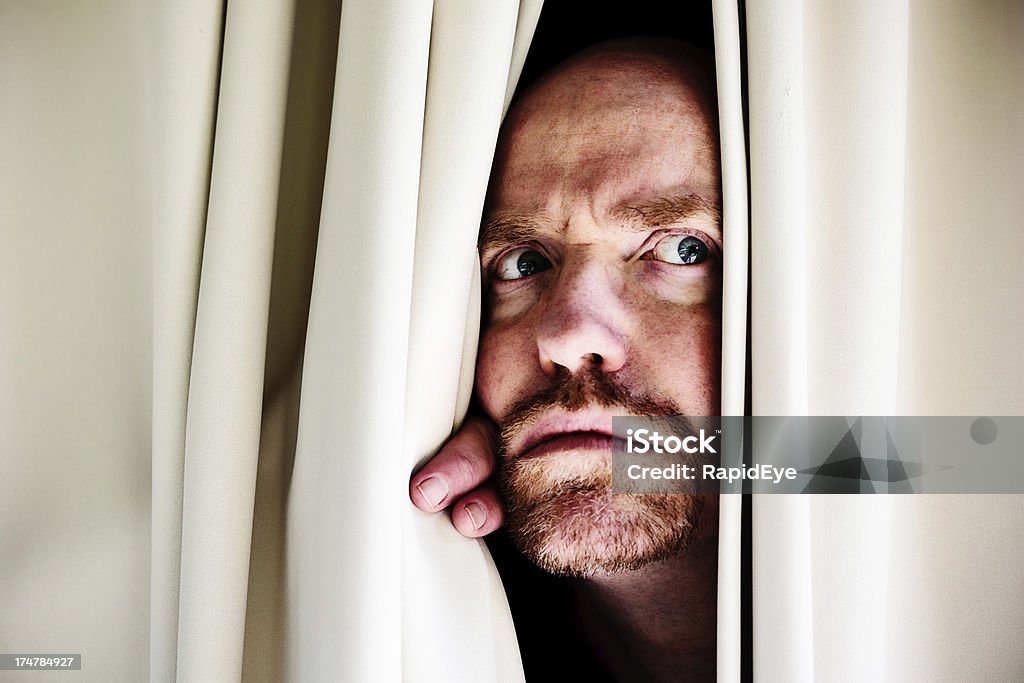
<box><xmin>496</xmin><ymin>366</ymin><xmax>707</xmax><ymax>577</ymax></box>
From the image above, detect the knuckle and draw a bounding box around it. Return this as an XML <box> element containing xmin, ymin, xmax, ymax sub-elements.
<box><xmin>474</xmin><ymin>424</ymin><xmax>500</xmax><ymax>455</ymax></box>
<box><xmin>446</xmin><ymin>446</ymin><xmax>488</xmax><ymax>483</ymax></box>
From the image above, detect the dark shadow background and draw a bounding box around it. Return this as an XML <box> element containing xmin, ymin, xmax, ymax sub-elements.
<box><xmin>517</xmin><ymin>1</ymin><xmax>716</xmax><ymax>91</ymax></box>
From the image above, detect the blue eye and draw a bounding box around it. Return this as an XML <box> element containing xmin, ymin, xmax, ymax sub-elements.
<box><xmin>652</xmin><ymin>235</ymin><xmax>710</xmax><ymax>265</ymax></box>
<box><xmin>495</xmin><ymin>247</ymin><xmax>552</xmax><ymax>281</ymax></box>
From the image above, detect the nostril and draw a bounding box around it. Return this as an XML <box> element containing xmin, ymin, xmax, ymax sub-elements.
<box><xmin>543</xmin><ymin>360</ymin><xmax>570</xmax><ymax>376</ymax></box>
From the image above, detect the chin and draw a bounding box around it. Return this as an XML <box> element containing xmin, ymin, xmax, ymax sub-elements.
<box><xmin>500</xmin><ymin>452</ymin><xmax>706</xmax><ymax>578</ymax></box>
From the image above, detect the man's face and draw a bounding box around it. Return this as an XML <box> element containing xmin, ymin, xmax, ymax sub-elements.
<box><xmin>476</xmin><ymin>48</ymin><xmax>721</xmax><ymax>577</ymax></box>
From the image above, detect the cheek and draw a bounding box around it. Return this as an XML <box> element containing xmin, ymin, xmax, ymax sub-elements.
<box><xmin>633</xmin><ymin>302</ymin><xmax>721</xmax><ymax>414</ymax></box>
<box><xmin>475</xmin><ymin>321</ymin><xmax>538</xmax><ymax>422</ymax></box>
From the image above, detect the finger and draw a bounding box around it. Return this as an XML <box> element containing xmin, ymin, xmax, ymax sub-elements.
<box><xmin>451</xmin><ymin>485</ymin><xmax>505</xmax><ymax>538</ymax></box>
<box><xmin>409</xmin><ymin>416</ymin><xmax>498</xmax><ymax>512</ymax></box>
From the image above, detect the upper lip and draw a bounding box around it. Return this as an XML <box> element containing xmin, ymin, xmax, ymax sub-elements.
<box><xmin>514</xmin><ymin>409</ymin><xmax>622</xmax><ymax>459</ymax></box>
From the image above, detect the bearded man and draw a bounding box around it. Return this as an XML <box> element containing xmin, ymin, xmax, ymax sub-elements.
<box><xmin>410</xmin><ymin>38</ymin><xmax>722</xmax><ymax>682</ymax></box>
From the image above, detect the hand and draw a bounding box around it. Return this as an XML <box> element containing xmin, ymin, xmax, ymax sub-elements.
<box><xmin>409</xmin><ymin>415</ymin><xmax>505</xmax><ymax>538</ymax></box>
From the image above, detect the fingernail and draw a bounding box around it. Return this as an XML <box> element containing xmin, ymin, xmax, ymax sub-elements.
<box><xmin>464</xmin><ymin>502</ymin><xmax>486</xmax><ymax>530</ymax></box>
<box><xmin>416</xmin><ymin>476</ymin><xmax>448</xmax><ymax>508</ymax></box>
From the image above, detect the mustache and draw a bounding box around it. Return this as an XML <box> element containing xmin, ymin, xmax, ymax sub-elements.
<box><xmin>498</xmin><ymin>365</ymin><xmax>682</xmax><ymax>457</ymax></box>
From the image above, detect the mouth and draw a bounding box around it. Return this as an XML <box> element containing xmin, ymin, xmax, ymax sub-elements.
<box><xmin>514</xmin><ymin>411</ymin><xmax>627</xmax><ymax>460</ymax></box>
<box><xmin>519</xmin><ymin>431</ymin><xmax>619</xmax><ymax>461</ymax></box>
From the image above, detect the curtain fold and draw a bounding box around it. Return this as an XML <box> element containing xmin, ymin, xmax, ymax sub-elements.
<box><xmin>400</xmin><ymin>1</ymin><xmax>538</xmax><ymax>680</ymax></box>
<box><xmin>175</xmin><ymin>1</ymin><xmax>298</xmax><ymax>679</ymax></box>
<box><xmin>149</xmin><ymin>0</ymin><xmax>224</xmax><ymax>679</ymax></box>
<box><xmin>2</xmin><ymin>1</ymin><xmax>535</xmax><ymax>680</ymax></box>
<box><xmin>284</xmin><ymin>3</ymin><xmax>433</xmax><ymax>676</ymax></box>
<box><xmin>747</xmin><ymin>0</ymin><xmax>1024</xmax><ymax>680</ymax></box>
<box><xmin>285</xmin><ymin>1</ymin><xmax>537</xmax><ymax>680</ymax></box>
<box><xmin>710</xmin><ymin>1</ymin><xmax>749</xmax><ymax>681</ymax></box>
<box><xmin>746</xmin><ymin>2</ymin><xmax>816</xmax><ymax>679</ymax></box>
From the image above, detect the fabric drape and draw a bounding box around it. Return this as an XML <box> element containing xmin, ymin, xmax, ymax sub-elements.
<box><xmin>286</xmin><ymin>1</ymin><xmax>539</xmax><ymax>681</ymax></box>
<box><xmin>2</xmin><ymin>1</ymin><xmax>540</xmax><ymax>681</ymax></box>
<box><xmin>747</xmin><ymin>0</ymin><xmax>1024</xmax><ymax>680</ymax></box>
<box><xmin>2</xmin><ymin>3</ymin><xmax>155</xmax><ymax>681</ymax></box>
<box><xmin>711</xmin><ymin>1</ymin><xmax>749</xmax><ymax>680</ymax></box>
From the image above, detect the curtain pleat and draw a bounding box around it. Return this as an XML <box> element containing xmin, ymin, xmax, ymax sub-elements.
<box><xmin>286</xmin><ymin>1</ymin><xmax>433</xmax><ymax>677</ymax></box>
<box><xmin>4</xmin><ymin>1</ymin><xmax>536</xmax><ymax>680</ymax></box>
<box><xmin>746</xmin><ymin>2</ymin><xmax>816</xmax><ymax>680</ymax></box>
<box><xmin>286</xmin><ymin>1</ymin><xmax>536</xmax><ymax>680</ymax></box>
<box><xmin>401</xmin><ymin>1</ymin><xmax>529</xmax><ymax>679</ymax></box>
<box><xmin>240</xmin><ymin>0</ymin><xmax>342</xmax><ymax>678</ymax></box>
<box><xmin>751</xmin><ymin>1</ymin><xmax>911</xmax><ymax>680</ymax></box>
<box><xmin>710</xmin><ymin>2</ymin><xmax>749</xmax><ymax>681</ymax></box>
<box><xmin>747</xmin><ymin>0</ymin><xmax>1024</xmax><ymax>681</ymax></box>
<box><xmin>176</xmin><ymin>1</ymin><xmax>298</xmax><ymax>680</ymax></box>
<box><xmin>501</xmin><ymin>0</ymin><xmax>544</xmax><ymax>116</ymax></box>
<box><xmin>888</xmin><ymin>1</ymin><xmax>1024</xmax><ymax>678</ymax></box>
<box><xmin>149</xmin><ymin>1</ymin><xmax>224</xmax><ymax>680</ymax></box>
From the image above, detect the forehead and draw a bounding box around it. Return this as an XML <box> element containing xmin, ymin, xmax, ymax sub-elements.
<box><xmin>486</xmin><ymin>53</ymin><xmax>720</xmax><ymax>226</ymax></box>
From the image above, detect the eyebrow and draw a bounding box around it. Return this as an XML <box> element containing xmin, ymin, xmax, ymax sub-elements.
<box><xmin>477</xmin><ymin>213</ymin><xmax>548</xmax><ymax>255</ymax></box>
<box><xmin>609</xmin><ymin>193</ymin><xmax>722</xmax><ymax>240</ymax></box>
<box><xmin>479</xmin><ymin>193</ymin><xmax>722</xmax><ymax>256</ymax></box>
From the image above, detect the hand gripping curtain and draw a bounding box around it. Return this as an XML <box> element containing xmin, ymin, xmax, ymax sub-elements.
<box><xmin>746</xmin><ymin>1</ymin><xmax>1024</xmax><ymax>681</ymax></box>
<box><xmin>1</xmin><ymin>1</ymin><xmax>541</xmax><ymax>681</ymax></box>
<box><xmin>284</xmin><ymin>1</ymin><xmax>540</xmax><ymax>681</ymax></box>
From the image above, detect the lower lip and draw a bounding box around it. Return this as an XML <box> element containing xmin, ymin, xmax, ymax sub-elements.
<box><xmin>521</xmin><ymin>433</ymin><xmax>618</xmax><ymax>460</ymax></box>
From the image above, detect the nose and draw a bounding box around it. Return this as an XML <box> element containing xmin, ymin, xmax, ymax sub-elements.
<box><xmin>536</xmin><ymin>257</ymin><xmax>628</xmax><ymax>376</ymax></box>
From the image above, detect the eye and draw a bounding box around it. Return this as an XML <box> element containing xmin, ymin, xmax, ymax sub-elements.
<box><xmin>494</xmin><ymin>247</ymin><xmax>552</xmax><ymax>281</ymax></box>
<box><xmin>650</xmin><ymin>234</ymin><xmax>711</xmax><ymax>265</ymax></box>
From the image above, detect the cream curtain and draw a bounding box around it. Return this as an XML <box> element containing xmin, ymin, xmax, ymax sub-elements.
<box><xmin>285</xmin><ymin>1</ymin><xmax>539</xmax><ymax>681</ymax></box>
<box><xmin>747</xmin><ymin>0</ymin><xmax>1024</xmax><ymax>680</ymax></box>
<box><xmin>7</xmin><ymin>1</ymin><xmax>1023</xmax><ymax>681</ymax></box>
<box><xmin>711</xmin><ymin>1</ymin><xmax>749</xmax><ymax>681</ymax></box>
<box><xmin>2</xmin><ymin>0</ymin><xmax>540</xmax><ymax>680</ymax></box>
<box><xmin>2</xmin><ymin>2</ymin><xmax>155</xmax><ymax>681</ymax></box>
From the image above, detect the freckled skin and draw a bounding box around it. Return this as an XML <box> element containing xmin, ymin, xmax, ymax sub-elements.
<box><xmin>477</xmin><ymin>51</ymin><xmax>722</xmax><ymax>437</ymax></box>
<box><xmin>458</xmin><ymin>42</ymin><xmax>724</xmax><ymax>679</ymax></box>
